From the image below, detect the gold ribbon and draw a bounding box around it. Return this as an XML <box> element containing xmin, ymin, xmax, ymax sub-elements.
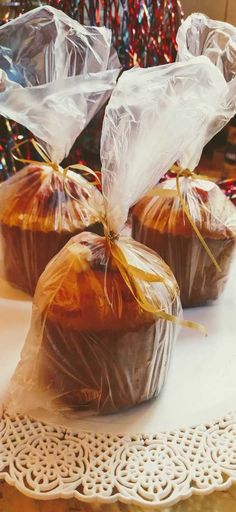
<box><xmin>151</xmin><ymin>165</ymin><xmax>221</xmax><ymax>273</ymax></box>
<box><xmin>175</xmin><ymin>169</ymin><xmax>221</xmax><ymax>273</ymax></box>
<box><xmin>12</xmin><ymin>138</ymin><xmax>101</xmax><ymax>187</ymax></box>
<box><xmin>11</xmin><ymin>137</ymin><xmax>104</xmax><ymax>237</ymax></box>
<box><xmin>11</xmin><ymin>141</ymin><xmax>207</xmax><ymax>335</ymax></box>
<box><xmin>171</xmin><ymin>165</ymin><xmax>210</xmax><ymax>181</ymax></box>
<box><xmin>108</xmin><ymin>239</ymin><xmax>207</xmax><ymax>335</ymax></box>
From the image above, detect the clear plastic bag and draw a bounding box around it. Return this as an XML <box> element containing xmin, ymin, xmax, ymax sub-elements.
<box><xmin>176</xmin><ymin>13</ymin><xmax>236</xmax><ymax>86</ymax></box>
<box><xmin>8</xmin><ymin>231</ymin><xmax>180</xmax><ymax>418</ymax></box>
<box><xmin>132</xmin><ymin>15</ymin><xmax>236</xmax><ymax>308</ymax></box>
<box><xmin>0</xmin><ymin>5</ymin><xmax>120</xmax><ymax>162</ymax></box>
<box><xmin>7</xmin><ymin>57</ymin><xmax>235</xmax><ymax>420</ymax></box>
<box><xmin>132</xmin><ymin>177</ymin><xmax>236</xmax><ymax>307</ymax></box>
<box><xmin>0</xmin><ymin>6</ymin><xmax>120</xmax><ymax>294</ymax></box>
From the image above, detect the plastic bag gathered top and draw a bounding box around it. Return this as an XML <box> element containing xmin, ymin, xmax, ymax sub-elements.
<box><xmin>0</xmin><ymin>5</ymin><xmax>118</xmax><ymax>87</ymax></box>
<box><xmin>0</xmin><ymin>5</ymin><xmax>120</xmax><ymax>162</ymax></box>
<box><xmin>0</xmin><ymin>6</ymin><xmax>120</xmax><ymax>294</ymax></box>
<box><xmin>132</xmin><ymin>177</ymin><xmax>236</xmax><ymax>307</ymax></box>
<box><xmin>177</xmin><ymin>13</ymin><xmax>236</xmax><ymax>85</ymax></box>
<box><xmin>132</xmin><ymin>15</ymin><xmax>236</xmax><ymax>308</ymax></box>
<box><xmin>7</xmin><ymin>57</ymin><xmax>235</xmax><ymax>421</ymax></box>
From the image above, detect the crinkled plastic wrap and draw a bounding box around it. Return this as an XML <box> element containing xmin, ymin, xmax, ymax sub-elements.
<box><xmin>0</xmin><ymin>6</ymin><xmax>120</xmax><ymax>294</ymax></box>
<box><xmin>132</xmin><ymin>178</ymin><xmax>236</xmax><ymax>308</ymax></box>
<box><xmin>176</xmin><ymin>13</ymin><xmax>236</xmax><ymax>171</ymax></box>
<box><xmin>177</xmin><ymin>13</ymin><xmax>236</xmax><ymax>85</ymax></box>
<box><xmin>7</xmin><ymin>57</ymin><xmax>234</xmax><ymax>421</ymax></box>
<box><xmin>8</xmin><ymin>232</ymin><xmax>180</xmax><ymax>418</ymax></box>
<box><xmin>132</xmin><ymin>15</ymin><xmax>236</xmax><ymax>308</ymax></box>
<box><xmin>100</xmin><ymin>58</ymin><xmax>235</xmax><ymax>210</ymax></box>
<box><xmin>0</xmin><ymin>5</ymin><xmax>120</xmax><ymax>162</ymax></box>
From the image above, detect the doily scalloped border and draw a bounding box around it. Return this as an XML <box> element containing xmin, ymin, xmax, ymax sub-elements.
<box><xmin>1</xmin><ymin>411</ymin><xmax>236</xmax><ymax>507</ymax></box>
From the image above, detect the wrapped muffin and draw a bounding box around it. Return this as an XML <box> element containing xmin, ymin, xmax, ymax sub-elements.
<box><xmin>0</xmin><ymin>6</ymin><xmax>120</xmax><ymax>294</ymax></box>
<box><xmin>7</xmin><ymin>57</ymin><xmax>231</xmax><ymax>421</ymax></box>
<box><xmin>22</xmin><ymin>231</ymin><xmax>180</xmax><ymax>415</ymax></box>
<box><xmin>132</xmin><ymin>178</ymin><xmax>236</xmax><ymax>307</ymax></box>
<box><xmin>132</xmin><ymin>14</ymin><xmax>236</xmax><ymax>308</ymax></box>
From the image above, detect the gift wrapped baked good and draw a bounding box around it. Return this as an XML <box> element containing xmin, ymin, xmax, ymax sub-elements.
<box><xmin>0</xmin><ymin>6</ymin><xmax>120</xmax><ymax>294</ymax></box>
<box><xmin>132</xmin><ymin>15</ymin><xmax>236</xmax><ymax>308</ymax></box>
<box><xmin>7</xmin><ymin>57</ymin><xmax>234</xmax><ymax>421</ymax></box>
<box><xmin>27</xmin><ymin>230</ymin><xmax>180</xmax><ymax>414</ymax></box>
<box><xmin>132</xmin><ymin>177</ymin><xmax>236</xmax><ymax>307</ymax></box>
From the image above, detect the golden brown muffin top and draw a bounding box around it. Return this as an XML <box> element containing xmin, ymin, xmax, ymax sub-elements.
<box><xmin>35</xmin><ymin>232</ymin><xmax>178</xmax><ymax>331</ymax></box>
<box><xmin>0</xmin><ymin>164</ymin><xmax>102</xmax><ymax>233</ymax></box>
<box><xmin>133</xmin><ymin>177</ymin><xmax>236</xmax><ymax>240</ymax></box>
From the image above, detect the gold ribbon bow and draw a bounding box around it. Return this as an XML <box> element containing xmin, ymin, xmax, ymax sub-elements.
<box><xmin>12</xmin><ymin>138</ymin><xmax>101</xmax><ymax>188</ymax></box>
<box><xmin>11</xmin><ymin>141</ymin><xmax>207</xmax><ymax>335</ymax></box>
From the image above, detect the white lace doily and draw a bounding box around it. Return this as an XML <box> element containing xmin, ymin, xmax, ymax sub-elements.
<box><xmin>1</xmin><ymin>264</ymin><xmax>236</xmax><ymax>507</ymax></box>
<box><xmin>1</xmin><ymin>410</ymin><xmax>236</xmax><ymax>508</ymax></box>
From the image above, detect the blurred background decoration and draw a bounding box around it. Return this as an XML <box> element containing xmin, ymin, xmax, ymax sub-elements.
<box><xmin>44</xmin><ymin>0</ymin><xmax>183</xmax><ymax>68</ymax></box>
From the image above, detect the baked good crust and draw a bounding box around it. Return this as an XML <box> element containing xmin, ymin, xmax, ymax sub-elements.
<box><xmin>133</xmin><ymin>177</ymin><xmax>236</xmax><ymax>240</ymax></box>
<box><xmin>0</xmin><ymin>164</ymin><xmax>102</xmax><ymax>232</ymax></box>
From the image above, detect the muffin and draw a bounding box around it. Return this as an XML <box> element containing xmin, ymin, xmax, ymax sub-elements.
<box><xmin>0</xmin><ymin>164</ymin><xmax>102</xmax><ymax>295</ymax></box>
<box><xmin>10</xmin><ymin>231</ymin><xmax>180</xmax><ymax>416</ymax></box>
<box><xmin>132</xmin><ymin>177</ymin><xmax>236</xmax><ymax>308</ymax></box>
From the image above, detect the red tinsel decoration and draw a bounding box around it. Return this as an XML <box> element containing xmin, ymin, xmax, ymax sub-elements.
<box><xmin>44</xmin><ymin>0</ymin><xmax>183</xmax><ymax>68</ymax></box>
<box><xmin>218</xmin><ymin>179</ymin><xmax>236</xmax><ymax>206</ymax></box>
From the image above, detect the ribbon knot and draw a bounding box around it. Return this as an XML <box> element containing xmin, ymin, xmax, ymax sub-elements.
<box><xmin>12</xmin><ymin>138</ymin><xmax>101</xmax><ymax>183</ymax></box>
<box><xmin>50</xmin><ymin>162</ymin><xmax>61</xmax><ymax>173</ymax></box>
<box><xmin>174</xmin><ymin>168</ymin><xmax>194</xmax><ymax>178</ymax></box>
<box><xmin>171</xmin><ymin>164</ymin><xmax>207</xmax><ymax>180</ymax></box>
<box><xmin>107</xmin><ymin>230</ymin><xmax>120</xmax><ymax>243</ymax></box>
